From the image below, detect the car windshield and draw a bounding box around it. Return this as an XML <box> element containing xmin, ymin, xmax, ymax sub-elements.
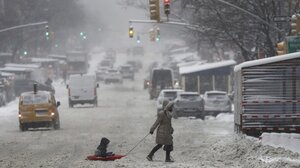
<box><xmin>164</xmin><ymin>92</ymin><xmax>177</xmax><ymax>99</ymax></box>
<box><xmin>69</xmin><ymin>76</ymin><xmax>94</xmax><ymax>88</ymax></box>
<box><xmin>101</xmin><ymin>60</ymin><xmax>111</xmax><ymax>66</ymax></box>
<box><xmin>207</xmin><ymin>93</ymin><xmax>227</xmax><ymax>99</ymax></box>
<box><xmin>121</xmin><ymin>66</ymin><xmax>130</xmax><ymax>70</ymax></box>
<box><xmin>22</xmin><ymin>94</ymin><xmax>49</xmax><ymax>105</ymax></box>
<box><xmin>180</xmin><ymin>94</ymin><xmax>199</xmax><ymax>100</ymax></box>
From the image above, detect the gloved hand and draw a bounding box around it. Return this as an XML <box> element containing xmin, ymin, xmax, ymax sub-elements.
<box><xmin>150</xmin><ymin>130</ymin><xmax>154</xmax><ymax>134</ymax></box>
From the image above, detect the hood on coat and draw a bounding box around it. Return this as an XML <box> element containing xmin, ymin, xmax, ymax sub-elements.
<box><xmin>99</xmin><ymin>137</ymin><xmax>110</xmax><ymax>147</ymax></box>
<box><xmin>162</xmin><ymin>100</ymin><xmax>169</xmax><ymax>109</ymax></box>
<box><xmin>164</xmin><ymin>101</ymin><xmax>174</xmax><ymax>112</ymax></box>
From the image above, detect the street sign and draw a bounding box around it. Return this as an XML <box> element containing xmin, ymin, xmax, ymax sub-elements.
<box><xmin>286</xmin><ymin>36</ymin><xmax>300</xmax><ymax>53</ymax></box>
<box><xmin>273</xmin><ymin>16</ymin><xmax>289</xmax><ymax>22</ymax></box>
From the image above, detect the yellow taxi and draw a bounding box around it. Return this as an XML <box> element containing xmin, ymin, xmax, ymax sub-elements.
<box><xmin>18</xmin><ymin>84</ymin><xmax>60</xmax><ymax>131</ymax></box>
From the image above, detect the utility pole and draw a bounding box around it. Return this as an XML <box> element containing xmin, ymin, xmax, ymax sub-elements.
<box><xmin>0</xmin><ymin>0</ymin><xmax>4</xmax><ymax>16</ymax></box>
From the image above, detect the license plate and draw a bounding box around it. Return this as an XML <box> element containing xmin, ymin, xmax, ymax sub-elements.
<box><xmin>35</xmin><ymin>110</ymin><xmax>48</xmax><ymax>116</ymax></box>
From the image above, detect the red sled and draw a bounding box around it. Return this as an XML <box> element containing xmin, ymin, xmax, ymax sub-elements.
<box><xmin>86</xmin><ymin>154</ymin><xmax>125</xmax><ymax>161</ymax></box>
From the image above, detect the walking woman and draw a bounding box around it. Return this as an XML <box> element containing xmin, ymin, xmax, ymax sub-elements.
<box><xmin>147</xmin><ymin>100</ymin><xmax>174</xmax><ymax>162</ymax></box>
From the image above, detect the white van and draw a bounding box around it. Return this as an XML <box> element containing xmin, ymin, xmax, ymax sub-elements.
<box><xmin>67</xmin><ymin>74</ymin><xmax>99</xmax><ymax>107</ymax></box>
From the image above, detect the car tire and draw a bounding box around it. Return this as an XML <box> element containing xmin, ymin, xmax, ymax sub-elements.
<box><xmin>196</xmin><ymin>114</ymin><xmax>205</xmax><ymax>120</ymax></box>
<box><xmin>69</xmin><ymin>101</ymin><xmax>73</xmax><ymax>108</ymax></box>
<box><xmin>19</xmin><ymin>124</ymin><xmax>27</xmax><ymax>132</ymax></box>
<box><xmin>94</xmin><ymin>98</ymin><xmax>98</xmax><ymax>107</ymax></box>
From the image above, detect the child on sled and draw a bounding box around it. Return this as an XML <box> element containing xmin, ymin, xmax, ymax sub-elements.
<box><xmin>95</xmin><ymin>137</ymin><xmax>114</xmax><ymax>157</ymax></box>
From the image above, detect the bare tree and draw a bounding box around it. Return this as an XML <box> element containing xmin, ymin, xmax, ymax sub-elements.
<box><xmin>0</xmin><ymin>0</ymin><xmax>86</xmax><ymax>61</ymax></box>
<box><xmin>180</xmin><ymin>0</ymin><xmax>300</xmax><ymax>62</ymax></box>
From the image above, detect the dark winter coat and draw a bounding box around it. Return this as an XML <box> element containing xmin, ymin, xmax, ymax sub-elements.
<box><xmin>150</xmin><ymin>109</ymin><xmax>174</xmax><ymax>145</ymax></box>
<box><xmin>95</xmin><ymin>137</ymin><xmax>111</xmax><ymax>157</ymax></box>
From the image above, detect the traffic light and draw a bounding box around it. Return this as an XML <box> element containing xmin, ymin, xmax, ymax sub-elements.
<box><xmin>149</xmin><ymin>0</ymin><xmax>160</xmax><ymax>22</ymax></box>
<box><xmin>129</xmin><ymin>26</ymin><xmax>134</xmax><ymax>38</ymax></box>
<box><xmin>291</xmin><ymin>14</ymin><xmax>300</xmax><ymax>35</ymax></box>
<box><xmin>276</xmin><ymin>41</ymin><xmax>287</xmax><ymax>55</ymax></box>
<box><xmin>45</xmin><ymin>25</ymin><xmax>50</xmax><ymax>40</ymax></box>
<box><xmin>164</xmin><ymin>0</ymin><xmax>170</xmax><ymax>16</ymax></box>
<box><xmin>156</xmin><ymin>28</ymin><xmax>160</xmax><ymax>41</ymax></box>
<box><xmin>80</xmin><ymin>32</ymin><xmax>87</xmax><ymax>40</ymax></box>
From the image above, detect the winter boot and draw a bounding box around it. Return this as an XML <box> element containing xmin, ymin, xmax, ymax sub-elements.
<box><xmin>165</xmin><ymin>151</ymin><xmax>174</xmax><ymax>162</ymax></box>
<box><xmin>147</xmin><ymin>144</ymin><xmax>162</xmax><ymax>161</ymax></box>
<box><xmin>146</xmin><ymin>155</ymin><xmax>153</xmax><ymax>161</ymax></box>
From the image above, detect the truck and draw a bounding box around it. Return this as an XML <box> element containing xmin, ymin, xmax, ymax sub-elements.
<box><xmin>148</xmin><ymin>68</ymin><xmax>174</xmax><ymax>99</ymax></box>
<box><xmin>234</xmin><ymin>53</ymin><xmax>300</xmax><ymax>137</ymax></box>
<box><xmin>67</xmin><ymin>74</ymin><xmax>99</xmax><ymax>107</ymax></box>
<box><xmin>66</xmin><ymin>51</ymin><xmax>89</xmax><ymax>75</ymax></box>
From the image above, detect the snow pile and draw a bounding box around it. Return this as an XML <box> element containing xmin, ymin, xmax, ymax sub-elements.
<box><xmin>201</xmin><ymin>136</ymin><xmax>300</xmax><ymax>168</ymax></box>
<box><xmin>0</xmin><ymin>99</ymin><xmax>18</xmax><ymax>117</ymax></box>
<box><xmin>261</xmin><ymin>133</ymin><xmax>300</xmax><ymax>155</ymax></box>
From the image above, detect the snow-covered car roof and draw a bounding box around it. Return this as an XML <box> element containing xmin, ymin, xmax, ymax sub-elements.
<box><xmin>21</xmin><ymin>90</ymin><xmax>51</xmax><ymax>96</ymax></box>
<box><xmin>31</xmin><ymin>57</ymin><xmax>59</xmax><ymax>63</ymax></box>
<box><xmin>5</xmin><ymin>63</ymin><xmax>41</xmax><ymax>69</ymax></box>
<box><xmin>204</xmin><ymin>90</ymin><xmax>227</xmax><ymax>95</ymax></box>
<box><xmin>0</xmin><ymin>67</ymin><xmax>32</xmax><ymax>72</ymax></box>
<box><xmin>161</xmin><ymin>89</ymin><xmax>184</xmax><ymax>93</ymax></box>
<box><xmin>178</xmin><ymin>91</ymin><xmax>200</xmax><ymax>95</ymax></box>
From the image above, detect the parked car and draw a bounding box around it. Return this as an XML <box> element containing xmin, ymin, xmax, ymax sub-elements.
<box><xmin>98</xmin><ymin>59</ymin><xmax>113</xmax><ymax>69</ymax></box>
<box><xmin>67</xmin><ymin>74</ymin><xmax>99</xmax><ymax>107</ymax></box>
<box><xmin>119</xmin><ymin>64</ymin><xmax>134</xmax><ymax>80</ymax></box>
<box><xmin>104</xmin><ymin>69</ymin><xmax>123</xmax><ymax>84</ymax></box>
<box><xmin>173</xmin><ymin>92</ymin><xmax>204</xmax><ymax>119</ymax></box>
<box><xmin>18</xmin><ymin>84</ymin><xmax>60</xmax><ymax>131</ymax></box>
<box><xmin>203</xmin><ymin>90</ymin><xmax>232</xmax><ymax>116</ymax></box>
<box><xmin>95</xmin><ymin>67</ymin><xmax>108</xmax><ymax>81</ymax></box>
<box><xmin>156</xmin><ymin>89</ymin><xmax>183</xmax><ymax>112</ymax></box>
<box><xmin>126</xmin><ymin>60</ymin><xmax>142</xmax><ymax>72</ymax></box>
<box><xmin>14</xmin><ymin>79</ymin><xmax>55</xmax><ymax>96</ymax></box>
<box><xmin>105</xmin><ymin>49</ymin><xmax>117</xmax><ymax>63</ymax></box>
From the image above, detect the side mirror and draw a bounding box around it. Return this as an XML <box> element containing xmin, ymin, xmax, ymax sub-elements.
<box><xmin>56</xmin><ymin>101</ymin><xmax>61</xmax><ymax>107</ymax></box>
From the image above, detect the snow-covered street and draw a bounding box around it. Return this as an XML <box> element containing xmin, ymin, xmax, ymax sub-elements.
<box><xmin>0</xmin><ymin>52</ymin><xmax>299</xmax><ymax>168</ymax></box>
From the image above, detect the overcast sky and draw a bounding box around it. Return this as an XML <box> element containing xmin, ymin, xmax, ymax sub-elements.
<box><xmin>79</xmin><ymin>0</ymin><xmax>149</xmax><ymax>49</ymax></box>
